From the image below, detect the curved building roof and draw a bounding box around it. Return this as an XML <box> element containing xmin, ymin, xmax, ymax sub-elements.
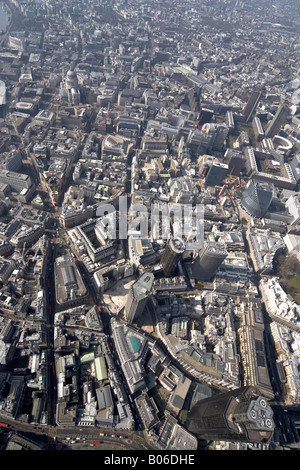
<box><xmin>241</xmin><ymin>179</ymin><xmax>274</xmax><ymax>218</ymax></box>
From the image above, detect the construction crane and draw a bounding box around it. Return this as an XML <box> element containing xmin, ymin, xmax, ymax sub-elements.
<box><xmin>229</xmin><ymin>182</ymin><xmax>244</xmax><ymax>198</ymax></box>
<box><xmin>195</xmin><ymin>113</ymin><xmax>203</xmax><ymax>131</ymax></box>
<box><xmin>99</xmin><ymin>110</ymin><xmax>120</xmax><ymax>135</ymax></box>
<box><xmin>99</xmin><ymin>113</ymin><xmax>112</xmax><ymax>135</ymax></box>
<box><xmin>99</xmin><ymin>109</ymin><xmax>114</xmax><ymax>134</ymax></box>
<box><xmin>197</xmin><ymin>164</ymin><xmax>207</xmax><ymax>185</ymax></box>
<box><xmin>218</xmin><ymin>166</ymin><xmax>235</xmax><ymax>199</ymax></box>
<box><xmin>113</xmin><ymin>115</ymin><xmax>119</xmax><ymax>134</ymax></box>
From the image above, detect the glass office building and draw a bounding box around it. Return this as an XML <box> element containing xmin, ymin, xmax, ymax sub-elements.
<box><xmin>241</xmin><ymin>179</ymin><xmax>274</xmax><ymax>218</ymax></box>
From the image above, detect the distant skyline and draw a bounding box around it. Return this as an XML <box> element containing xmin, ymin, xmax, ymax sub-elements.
<box><xmin>0</xmin><ymin>4</ymin><xmax>9</xmax><ymax>32</ymax></box>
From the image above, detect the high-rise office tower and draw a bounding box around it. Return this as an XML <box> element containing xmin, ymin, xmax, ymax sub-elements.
<box><xmin>125</xmin><ymin>272</ymin><xmax>154</xmax><ymax>323</ymax></box>
<box><xmin>188</xmin><ymin>86</ymin><xmax>201</xmax><ymax>113</ymax></box>
<box><xmin>190</xmin><ymin>240</ymin><xmax>228</xmax><ymax>282</ymax></box>
<box><xmin>241</xmin><ymin>179</ymin><xmax>274</xmax><ymax>218</ymax></box>
<box><xmin>185</xmin><ymin>385</ymin><xmax>275</xmax><ymax>444</ymax></box>
<box><xmin>201</xmin><ymin>123</ymin><xmax>229</xmax><ymax>152</ymax></box>
<box><xmin>204</xmin><ymin>162</ymin><xmax>229</xmax><ymax>186</ymax></box>
<box><xmin>243</xmin><ymin>89</ymin><xmax>261</xmax><ymax>123</ymax></box>
<box><xmin>161</xmin><ymin>237</ymin><xmax>185</xmax><ymax>277</ymax></box>
<box><xmin>265</xmin><ymin>103</ymin><xmax>290</xmax><ymax>138</ymax></box>
<box><xmin>187</xmin><ymin>129</ymin><xmax>211</xmax><ymax>156</ymax></box>
<box><xmin>197</xmin><ymin>107</ymin><xmax>214</xmax><ymax>125</ymax></box>
<box><xmin>225</xmin><ymin>148</ymin><xmax>247</xmax><ymax>176</ymax></box>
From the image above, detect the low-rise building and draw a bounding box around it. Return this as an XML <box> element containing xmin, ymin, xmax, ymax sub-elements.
<box><xmin>54</xmin><ymin>255</ymin><xmax>88</xmax><ymax>307</ymax></box>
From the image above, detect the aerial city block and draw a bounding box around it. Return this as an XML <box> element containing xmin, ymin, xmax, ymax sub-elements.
<box><xmin>0</xmin><ymin>0</ymin><xmax>300</xmax><ymax>453</ymax></box>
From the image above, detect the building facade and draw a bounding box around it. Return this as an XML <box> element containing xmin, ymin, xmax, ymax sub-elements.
<box><xmin>161</xmin><ymin>237</ymin><xmax>185</xmax><ymax>277</ymax></box>
<box><xmin>125</xmin><ymin>272</ymin><xmax>154</xmax><ymax>323</ymax></box>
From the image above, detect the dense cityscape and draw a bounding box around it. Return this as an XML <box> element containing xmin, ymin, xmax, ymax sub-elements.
<box><xmin>0</xmin><ymin>0</ymin><xmax>300</xmax><ymax>454</ymax></box>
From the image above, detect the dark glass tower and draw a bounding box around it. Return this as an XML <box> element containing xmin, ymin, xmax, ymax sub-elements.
<box><xmin>205</xmin><ymin>162</ymin><xmax>229</xmax><ymax>186</ymax></box>
<box><xmin>161</xmin><ymin>237</ymin><xmax>185</xmax><ymax>277</ymax></box>
<box><xmin>241</xmin><ymin>179</ymin><xmax>274</xmax><ymax>218</ymax></box>
<box><xmin>185</xmin><ymin>386</ymin><xmax>275</xmax><ymax>443</ymax></box>
<box><xmin>243</xmin><ymin>89</ymin><xmax>261</xmax><ymax>123</ymax></box>
<box><xmin>190</xmin><ymin>241</ymin><xmax>228</xmax><ymax>282</ymax></box>
<box><xmin>188</xmin><ymin>86</ymin><xmax>201</xmax><ymax>113</ymax></box>
<box><xmin>225</xmin><ymin>149</ymin><xmax>247</xmax><ymax>176</ymax></box>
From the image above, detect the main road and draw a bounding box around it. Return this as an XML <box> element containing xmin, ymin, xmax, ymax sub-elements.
<box><xmin>0</xmin><ymin>417</ymin><xmax>154</xmax><ymax>450</ymax></box>
<box><xmin>0</xmin><ymin>0</ymin><xmax>24</xmax><ymax>47</ymax></box>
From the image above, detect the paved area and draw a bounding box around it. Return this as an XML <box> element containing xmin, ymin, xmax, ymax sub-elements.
<box><xmin>103</xmin><ymin>277</ymin><xmax>136</xmax><ymax>314</ymax></box>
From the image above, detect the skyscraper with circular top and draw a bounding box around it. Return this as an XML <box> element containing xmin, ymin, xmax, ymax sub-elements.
<box><xmin>161</xmin><ymin>237</ymin><xmax>185</xmax><ymax>277</ymax></box>
<box><xmin>185</xmin><ymin>385</ymin><xmax>275</xmax><ymax>444</ymax></box>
